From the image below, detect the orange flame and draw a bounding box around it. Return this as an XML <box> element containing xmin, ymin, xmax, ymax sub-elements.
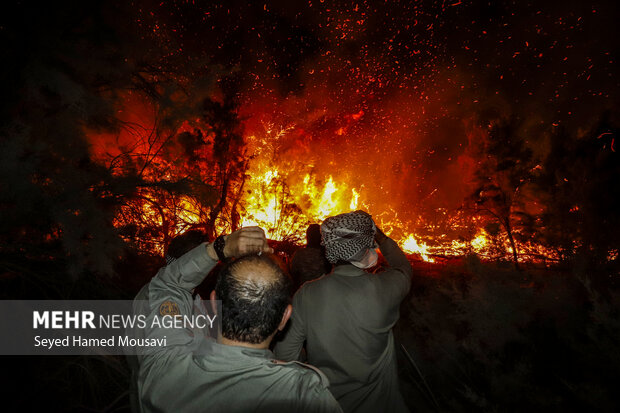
<box><xmin>91</xmin><ymin>93</ymin><xmax>561</xmax><ymax>265</ymax></box>
<box><xmin>401</xmin><ymin>234</ymin><xmax>435</xmax><ymax>262</ymax></box>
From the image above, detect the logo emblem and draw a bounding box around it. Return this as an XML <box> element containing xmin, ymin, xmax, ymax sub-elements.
<box><xmin>159</xmin><ymin>300</ymin><xmax>180</xmax><ymax>316</ymax></box>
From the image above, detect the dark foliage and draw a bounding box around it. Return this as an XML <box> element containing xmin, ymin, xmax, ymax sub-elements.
<box><xmin>398</xmin><ymin>257</ymin><xmax>620</xmax><ymax>412</ymax></box>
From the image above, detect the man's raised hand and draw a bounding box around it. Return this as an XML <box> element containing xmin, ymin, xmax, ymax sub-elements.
<box><xmin>223</xmin><ymin>226</ymin><xmax>273</xmax><ymax>258</ymax></box>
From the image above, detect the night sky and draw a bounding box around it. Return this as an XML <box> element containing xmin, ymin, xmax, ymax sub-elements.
<box><xmin>120</xmin><ymin>0</ymin><xmax>620</xmax><ymax>126</ymax></box>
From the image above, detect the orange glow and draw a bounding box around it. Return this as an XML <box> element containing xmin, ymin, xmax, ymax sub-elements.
<box><xmin>238</xmin><ymin>156</ymin><xmax>361</xmax><ymax>241</ymax></box>
<box><xmin>89</xmin><ymin>92</ymin><xmax>561</xmax><ymax>265</ymax></box>
<box><xmin>401</xmin><ymin>234</ymin><xmax>435</xmax><ymax>262</ymax></box>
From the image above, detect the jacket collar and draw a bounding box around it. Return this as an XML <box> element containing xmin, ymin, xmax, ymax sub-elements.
<box><xmin>332</xmin><ymin>263</ymin><xmax>366</xmax><ymax>277</ymax></box>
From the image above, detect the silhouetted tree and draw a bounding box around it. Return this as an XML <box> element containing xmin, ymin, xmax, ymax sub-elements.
<box><xmin>201</xmin><ymin>78</ymin><xmax>249</xmax><ymax>239</ymax></box>
<box><xmin>0</xmin><ymin>0</ymin><xmax>245</xmax><ymax>274</ymax></box>
<box><xmin>465</xmin><ymin>116</ymin><xmax>539</xmax><ymax>269</ymax></box>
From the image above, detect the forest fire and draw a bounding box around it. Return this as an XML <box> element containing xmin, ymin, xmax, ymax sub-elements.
<box><xmin>2</xmin><ymin>0</ymin><xmax>614</xmax><ymax>272</ymax></box>
<box><xmin>81</xmin><ymin>72</ymin><xmax>596</xmax><ymax>266</ymax></box>
<box><xmin>49</xmin><ymin>0</ymin><xmax>611</xmax><ymax>269</ymax></box>
<box><xmin>96</xmin><ymin>103</ymin><xmax>560</xmax><ymax>265</ymax></box>
<box><xmin>2</xmin><ymin>1</ymin><xmax>619</xmax><ymax>412</ymax></box>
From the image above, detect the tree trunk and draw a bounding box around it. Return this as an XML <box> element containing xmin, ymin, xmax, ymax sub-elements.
<box><xmin>503</xmin><ymin>218</ymin><xmax>520</xmax><ymax>270</ymax></box>
<box><xmin>207</xmin><ymin>173</ymin><xmax>230</xmax><ymax>239</ymax></box>
<box><xmin>229</xmin><ymin>170</ymin><xmax>247</xmax><ymax>232</ymax></box>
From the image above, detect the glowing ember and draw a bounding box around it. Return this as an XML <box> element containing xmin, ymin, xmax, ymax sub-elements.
<box><xmin>470</xmin><ymin>231</ymin><xmax>489</xmax><ymax>252</ymax></box>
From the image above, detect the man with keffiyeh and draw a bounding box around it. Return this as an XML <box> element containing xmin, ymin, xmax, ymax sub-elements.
<box><xmin>275</xmin><ymin>210</ymin><xmax>413</xmax><ymax>413</ymax></box>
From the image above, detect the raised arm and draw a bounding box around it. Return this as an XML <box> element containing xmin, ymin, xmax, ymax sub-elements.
<box><xmin>374</xmin><ymin>225</ymin><xmax>413</xmax><ymax>304</ymax></box>
<box><xmin>140</xmin><ymin>227</ymin><xmax>273</xmax><ymax>355</ymax></box>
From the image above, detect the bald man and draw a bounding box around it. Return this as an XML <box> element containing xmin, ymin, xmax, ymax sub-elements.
<box><xmin>136</xmin><ymin>227</ymin><xmax>342</xmax><ymax>413</ymax></box>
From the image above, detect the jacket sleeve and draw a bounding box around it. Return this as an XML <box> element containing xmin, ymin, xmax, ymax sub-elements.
<box><xmin>377</xmin><ymin>237</ymin><xmax>413</xmax><ymax>305</ymax></box>
<box><xmin>306</xmin><ymin>385</ymin><xmax>344</xmax><ymax>413</ymax></box>
<box><xmin>139</xmin><ymin>242</ymin><xmax>218</xmax><ymax>358</ymax></box>
<box><xmin>289</xmin><ymin>362</ymin><xmax>343</xmax><ymax>413</ymax></box>
<box><xmin>136</xmin><ymin>243</ymin><xmax>219</xmax><ymax>411</ymax></box>
<box><xmin>273</xmin><ymin>288</ymin><xmax>307</xmax><ymax>362</ymax></box>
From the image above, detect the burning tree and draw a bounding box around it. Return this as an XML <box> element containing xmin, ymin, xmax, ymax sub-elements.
<box><xmin>199</xmin><ymin>79</ymin><xmax>249</xmax><ymax>239</ymax></box>
<box><xmin>0</xmin><ymin>0</ymin><xmax>255</xmax><ymax>270</ymax></box>
<box><xmin>106</xmin><ymin>77</ymin><xmax>251</xmax><ymax>254</ymax></box>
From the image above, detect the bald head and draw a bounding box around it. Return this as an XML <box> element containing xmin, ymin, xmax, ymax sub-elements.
<box><xmin>215</xmin><ymin>254</ymin><xmax>291</xmax><ymax>344</ymax></box>
<box><xmin>229</xmin><ymin>254</ymin><xmax>283</xmax><ymax>283</ymax></box>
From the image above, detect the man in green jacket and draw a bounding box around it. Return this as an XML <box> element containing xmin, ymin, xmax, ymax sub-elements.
<box><xmin>274</xmin><ymin>211</ymin><xmax>413</xmax><ymax>413</ymax></box>
<box><xmin>136</xmin><ymin>226</ymin><xmax>342</xmax><ymax>413</ymax></box>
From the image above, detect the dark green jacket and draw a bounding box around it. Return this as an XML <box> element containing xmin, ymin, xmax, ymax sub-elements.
<box><xmin>274</xmin><ymin>238</ymin><xmax>413</xmax><ymax>413</ymax></box>
<box><xmin>136</xmin><ymin>243</ymin><xmax>342</xmax><ymax>413</ymax></box>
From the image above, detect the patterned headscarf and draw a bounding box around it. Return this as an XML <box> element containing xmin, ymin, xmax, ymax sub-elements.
<box><xmin>321</xmin><ymin>211</ymin><xmax>376</xmax><ymax>264</ymax></box>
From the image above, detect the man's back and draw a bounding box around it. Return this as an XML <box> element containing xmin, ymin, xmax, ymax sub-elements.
<box><xmin>139</xmin><ymin>338</ymin><xmax>338</xmax><ymax>413</ymax></box>
<box><xmin>275</xmin><ymin>237</ymin><xmax>412</xmax><ymax>413</ymax></box>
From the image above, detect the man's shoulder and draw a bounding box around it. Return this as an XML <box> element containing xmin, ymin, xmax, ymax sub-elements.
<box><xmin>295</xmin><ymin>273</ymin><xmax>332</xmax><ymax>301</ymax></box>
<box><xmin>268</xmin><ymin>359</ymin><xmax>330</xmax><ymax>388</ymax></box>
<box><xmin>265</xmin><ymin>360</ymin><xmax>342</xmax><ymax>411</ymax></box>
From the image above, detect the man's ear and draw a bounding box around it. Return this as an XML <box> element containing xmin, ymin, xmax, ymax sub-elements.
<box><xmin>277</xmin><ymin>304</ymin><xmax>293</xmax><ymax>331</ymax></box>
<box><xmin>209</xmin><ymin>290</ymin><xmax>218</xmax><ymax>314</ymax></box>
